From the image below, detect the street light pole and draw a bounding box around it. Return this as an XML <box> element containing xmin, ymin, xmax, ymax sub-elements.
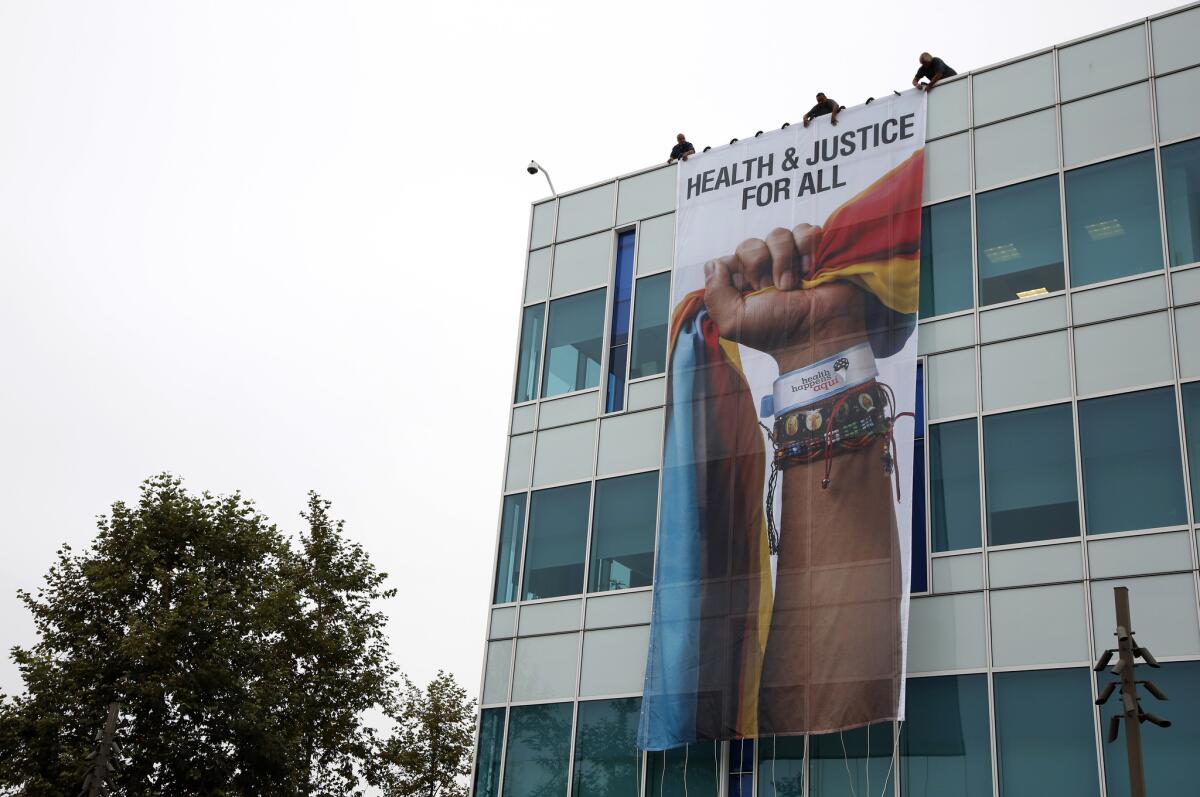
<box><xmin>1114</xmin><ymin>587</ymin><xmax>1146</xmax><ymax>797</ymax></box>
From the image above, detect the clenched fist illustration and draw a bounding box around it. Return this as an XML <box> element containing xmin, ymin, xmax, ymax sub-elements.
<box><xmin>702</xmin><ymin>224</ymin><xmax>868</xmax><ymax>373</ymax></box>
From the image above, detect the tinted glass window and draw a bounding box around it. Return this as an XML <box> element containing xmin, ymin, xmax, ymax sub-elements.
<box><xmin>757</xmin><ymin>735</ymin><xmax>805</xmax><ymax>797</ymax></box>
<box><xmin>493</xmin><ymin>494</ymin><xmax>526</xmax><ymax>603</ymax></box>
<box><xmin>502</xmin><ymin>703</ymin><xmax>573</xmax><ymax>797</ymax></box>
<box><xmin>993</xmin><ymin>669</ymin><xmax>1099</xmax><ymax>797</ymax></box>
<box><xmin>572</xmin><ymin>698</ymin><xmax>642</xmax><ymax>797</ymax></box>
<box><xmin>543</xmin><ymin>289</ymin><xmax>606</xmax><ymax>398</ymax></box>
<box><xmin>900</xmin><ymin>675</ymin><xmax>992</xmax><ymax>797</ymax></box>
<box><xmin>589</xmin><ymin>472</ymin><xmax>658</xmax><ymax>592</ymax></box>
<box><xmin>630</xmin><ymin>272</ymin><xmax>672</xmax><ymax>379</ymax></box>
<box><xmin>522</xmin><ymin>483</ymin><xmax>590</xmax><ymax>600</ymax></box>
<box><xmin>645</xmin><ymin>742</ymin><xmax>718</xmax><ymax>797</ymax></box>
<box><xmin>1161</xmin><ymin>137</ymin><xmax>1200</xmax><ymax>267</ymax></box>
<box><xmin>605</xmin><ymin>231</ymin><xmax>636</xmax><ymax>412</ymax></box>
<box><xmin>1066</xmin><ymin>151</ymin><xmax>1163</xmax><ymax>286</ymax></box>
<box><xmin>1181</xmin><ymin>381</ymin><xmax>1200</xmax><ymax>522</ymax></box>
<box><xmin>984</xmin><ymin>404</ymin><xmax>1079</xmax><ymax>545</ymax></box>
<box><xmin>809</xmin><ymin>723</ymin><xmax>896</xmax><ymax>796</ymax></box>
<box><xmin>514</xmin><ymin>304</ymin><xmax>544</xmax><ymax>403</ymax></box>
<box><xmin>474</xmin><ymin>708</ymin><xmax>505</xmax><ymax>797</ymax></box>
<box><xmin>1079</xmin><ymin>387</ymin><xmax>1187</xmax><ymax>534</ymax></box>
<box><xmin>976</xmin><ymin>176</ymin><xmax>1065</xmax><ymax>305</ymax></box>
<box><xmin>929</xmin><ymin>419</ymin><xmax>982</xmax><ymax>551</ymax></box>
<box><xmin>920</xmin><ymin>197</ymin><xmax>974</xmax><ymax>317</ymax></box>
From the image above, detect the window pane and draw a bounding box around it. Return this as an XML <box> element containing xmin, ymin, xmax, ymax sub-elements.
<box><xmin>630</xmin><ymin>273</ymin><xmax>671</xmax><ymax>378</ymax></box>
<box><xmin>984</xmin><ymin>404</ymin><xmax>1079</xmax><ymax>545</ymax></box>
<box><xmin>514</xmin><ymin>305</ymin><xmax>545</xmax><ymax>404</ymax></box>
<box><xmin>493</xmin><ymin>495</ymin><xmax>526</xmax><ymax>604</ymax></box>
<box><xmin>1183</xmin><ymin>382</ymin><xmax>1200</xmax><ymax>522</ymax></box>
<box><xmin>993</xmin><ymin>669</ymin><xmax>1099</xmax><ymax>797</ymax></box>
<box><xmin>572</xmin><ymin>698</ymin><xmax>642</xmax><ymax>797</ymax></box>
<box><xmin>1162</xmin><ymin>137</ymin><xmax>1200</xmax><ymax>267</ymax></box>
<box><xmin>900</xmin><ymin>675</ymin><xmax>992</xmax><ymax>797</ymax></box>
<box><xmin>523</xmin><ymin>483</ymin><xmax>590</xmax><ymax>600</ymax></box>
<box><xmin>912</xmin><ymin>439</ymin><xmax>929</xmax><ymax>593</ymax></box>
<box><xmin>1079</xmin><ymin>387</ymin><xmax>1187</xmax><ymax>534</ymax></box>
<box><xmin>606</xmin><ymin>232</ymin><xmax>636</xmax><ymax>413</ymax></box>
<box><xmin>920</xmin><ymin>198</ymin><xmax>974</xmax><ymax>317</ymax></box>
<box><xmin>474</xmin><ymin>708</ymin><xmax>505</xmax><ymax>797</ymax></box>
<box><xmin>976</xmin><ymin>176</ymin><xmax>1065</xmax><ymax>306</ymax></box>
<box><xmin>502</xmin><ymin>702</ymin><xmax>573</xmax><ymax>797</ymax></box>
<box><xmin>543</xmin><ymin>289</ymin><xmax>606</xmax><ymax>398</ymax></box>
<box><xmin>1066</xmin><ymin>151</ymin><xmax>1163</xmax><ymax>286</ymax></box>
<box><xmin>757</xmin><ymin>735</ymin><xmax>805</xmax><ymax>797</ymax></box>
<box><xmin>1097</xmin><ymin>660</ymin><xmax>1200</xmax><ymax>797</ymax></box>
<box><xmin>810</xmin><ymin>723</ymin><xmax>896</xmax><ymax>796</ymax></box>
<box><xmin>589</xmin><ymin>472</ymin><xmax>658</xmax><ymax>592</ymax></box>
<box><xmin>929</xmin><ymin>419</ymin><xmax>982</xmax><ymax>551</ymax></box>
<box><xmin>645</xmin><ymin>743</ymin><xmax>718</xmax><ymax>797</ymax></box>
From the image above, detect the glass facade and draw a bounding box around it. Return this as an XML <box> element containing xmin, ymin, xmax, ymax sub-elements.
<box><xmin>976</xmin><ymin>176</ymin><xmax>1064</xmax><ymax>305</ymax></box>
<box><xmin>1162</xmin><ymin>137</ymin><xmax>1200</xmax><ymax>267</ymax></box>
<box><xmin>919</xmin><ymin>198</ymin><xmax>974</xmax><ymax>317</ymax></box>
<box><xmin>588</xmin><ymin>472</ymin><xmax>657</xmax><ymax>592</ymax></box>
<box><xmin>483</xmin><ymin>11</ymin><xmax>1200</xmax><ymax>797</ymax></box>
<box><xmin>543</xmin><ymin>289</ymin><xmax>606</xmax><ymax>398</ymax></box>
<box><xmin>522</xmin><ymin>484</ymin><xmax>590</xmax><ymax>601</ymax></box>
<box><xmin>1065</xmin><ymin>151</ymin><xmax>1163</xmax><ymax>286</ymax></box>
<box><xmin>984</xmin><ymin>404</ymin><xmax>1079</xmax><ymax>545</ymax></box>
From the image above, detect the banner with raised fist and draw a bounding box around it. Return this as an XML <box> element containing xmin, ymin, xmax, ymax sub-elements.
<box><xmin>639</xmin><ymin>90</ymin><xmax>927</xmax><ymax>750</ymax></box>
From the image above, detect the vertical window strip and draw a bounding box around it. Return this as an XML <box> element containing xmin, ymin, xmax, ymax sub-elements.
<box><xmin>605</xmin><ymin>231</ymin><xmax>637</xmax><ymax>413</ymax></box>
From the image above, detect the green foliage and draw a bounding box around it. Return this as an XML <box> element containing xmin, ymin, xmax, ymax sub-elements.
<box><xmin>374</xmin><ymin>672</ymin><xmax>476</xmax><ymax>797</ymax></box>
<box><xmin>0</xmin><ymin>474</ymin><xmax>407</xmax><ymax>796</ymax></box>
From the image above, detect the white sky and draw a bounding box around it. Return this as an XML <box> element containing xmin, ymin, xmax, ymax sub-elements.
<box><xmin>0</xmin><ymin>0</ymin><xmax>1180</xmax><ymax>700</ymax></box>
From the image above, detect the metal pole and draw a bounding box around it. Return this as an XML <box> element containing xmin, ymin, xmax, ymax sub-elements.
<box><xmin>1114</xmin><ymin>587</ymin><xmax>1146</xmax><ymax>797</ymax></box>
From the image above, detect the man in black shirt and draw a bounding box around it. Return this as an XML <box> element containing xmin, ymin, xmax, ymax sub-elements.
<box><xmin>912</xmin><ymin>52</ymin><xmax>957</xmax><ymax>91</ymax></box>
<box><xmin>669</xmin><ymin>133</ymin><xmax>696</xmax><ymax>164</ymax></box>
<box><xmin>802</xmin><ymin>93</ymin><xmax>841</xmax><ymax>127</ymax></box>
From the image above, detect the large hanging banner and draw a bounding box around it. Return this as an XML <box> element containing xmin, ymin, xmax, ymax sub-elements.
<box><xmin>638</xmin><ymin>91</ymin><xmax>927</xmax><ymax>750</ymax></box>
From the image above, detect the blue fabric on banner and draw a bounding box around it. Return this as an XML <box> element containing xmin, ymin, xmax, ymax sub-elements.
<box><xmin>637</xmin><ymin>312</ymin><xmax>705</xmax><ymax>751</ymax></box>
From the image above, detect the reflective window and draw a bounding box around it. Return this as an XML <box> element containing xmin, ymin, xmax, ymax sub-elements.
<box><xmin>522</xmin><ymin>483</ymin><xmax>590</xmax><ymax>600</ymax></box>
<box><xmin>984</xmin><ymin>404</ymin><xmax>1079</xmax><ymax>545</ymax></box>
<box><xmin>502</xmin><ymin>702</ymin><xmax>573</xmax><ymax>797</ymax></box>
<box><xmin>976</xmin><ymin>176</ymin><xmax>1065</xmax><ymax>306</ymax></box>
<box><xmin>1183</xmin><ymin>382</ymin><xmax>1200</xmax><ymax>521</ymax></box>
<box><xmin>810</xmin><ymin>723</ymin><xmax>896</xmax><ymax>796</ymax></box>
<box><xmin>900</xmin><ymin>675</ymin><xmax>992</xmax><ymax>797</ymax></box>
<box><xmin>912</xmin><ymin>362</ymin><xmax>929</xmax><ymax>592</ymax></box>
<box><xmin>589</xmin><ymin>472</ymin><xmax>658</xmax><ymax>593</ymax></box>
<box><xmin>920</xmin><ymin>198</ymin><xmax>974</xmax><ymax>317</ymax></box>
<box><xmin>993</xmin><ymin>669</ymin><xmax>1099</xmax><ymax>797</ymax></box>
<box><xmin>572</xmin><ymin>698</ymin><xmax>642</xmax><ymax>797</ymax></box>
<box><xmin>543</xmin><ymin>289</ymin><xmax>606</xmax><ymax>398</ymax></box>
<box><xmin>1066</xmin><ymin>151</ymin><xmax>1163</xmax><ymax>286</ymax></box>
<box><xmin>474</xmin><ymin>708</ymin><xmax>505</xmax><ymax>797</ymax></box>
<box><xmin>645</xmin><ymin>743</ymin><xmax>718</xmax><ymax>797</ymax></box>
<box><xmin>1079</xmin><ymin>387</ymin><xmax>1187</xmax><ymax>534</ymax></box>
<box><xmin>514</xmin><ymin>304</ymin><xmax>544</xmax><ymax>404</ymax></box>
<box><xmin>757</xmin><ymin>735</ymin><xmax>804</xmax><ymax>797</ymax></box>
<box><xmin>929</xmin><ymin>419</ymin><xmax>982</xmax><ymax>551</ymax></box>
<box><xmin>630</xmin><ymin>272</ymin><xmax>672</xmax><ymax>379</ymax></box>
<box><xmin>1097</xmin><ymin>660</ymin><xmax>1200</xmax><ymax>797</ymax></box>
<box><xmin>1162</xmin><ymin>137</ymin><xmax>1200</xmax><ymax>267</ymax></box>
<box><xmin>728</xmin><ymin>739</ymin><xmax>754</xmax><ymax>797</ymax></box>
<box><xmin>493</xmin><ymin>494</ymin><xmax>526</xmax><ymax>604</ymax></box>
<box><xmin>606</xmin><ymin>231</ymin><xmax>636</xmax><ymax>413</ymax></box>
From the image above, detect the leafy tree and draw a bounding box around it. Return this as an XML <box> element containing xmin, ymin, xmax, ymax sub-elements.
<box><xmin>0</xmin><ymin>474</ymin><xmax>401</xmax><ymax>796</ymax></box>
<box><xmin>374</xmin><ymin>671</ymin><xmax>476</xmax><ymax>797</ymax></box>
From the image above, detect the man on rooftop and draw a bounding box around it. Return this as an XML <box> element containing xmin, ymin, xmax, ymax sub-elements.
<box><xmin>669</xmin><ymin>133</ymin><xmax>696</xmax><ymax>164</ymax></box>
<box><xmin>912</xmin><ymin>52</ymin><xmax>957</xmax><ymax>91</ymax></box>
<box><xmin>802</xmin><ymin>93</ymin><xmax>841</xmax><ymax>127</ymax></box>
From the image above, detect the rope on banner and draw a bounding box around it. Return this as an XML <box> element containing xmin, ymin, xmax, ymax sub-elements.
<box><xmin>839</xmin><ymin>730</ymin><xmax>858</xmax><ymax>797</ymax></box>
<box><xmin>771</xmin><ymin>734</ymin><xmax>778</xmax><ymax>797</ymax></box>
<box><xmin>876</xmin><ymin>721</ymin><xmax>903</xmax><ymax>797</ymax></box>
<box><xmin>661</xmin><ymin>750</ymin><xmax>667</xmax><ymax>797</ymax></box>
<box><xmin>683</xmin><ymin>743</ymin><xmax>689</xmax><ymax>797</ymax></box>
<box><xmin>866</xmin><ymin>725</ymin><xmax>871</xmax><ymax>797</ymax></box>
<box><xmin>713</xmin><ymin>740</ymin><xmax>719</xmax><ymax>791</ymax></box>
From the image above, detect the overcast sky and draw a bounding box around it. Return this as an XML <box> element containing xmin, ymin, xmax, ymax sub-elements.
<box><xmin>0</xmin><ymin>0</ymin><xmax>1180</xmax><ymax>699</ymax></box>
